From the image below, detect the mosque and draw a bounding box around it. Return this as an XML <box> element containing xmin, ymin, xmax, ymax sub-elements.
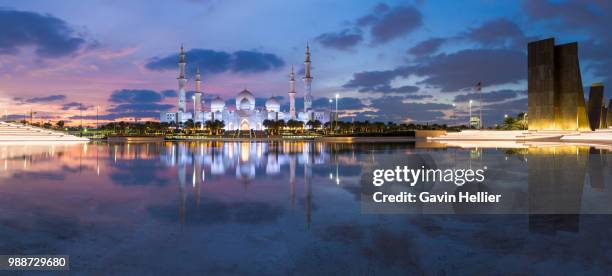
<box><xmin>160</xmin><ymin>44</ymin><xmax>331</xmax><ymax>130</ymax></box>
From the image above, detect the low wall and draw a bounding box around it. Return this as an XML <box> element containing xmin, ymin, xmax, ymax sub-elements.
<box><xmin>414</xmin><ymin>130</ymin><xmax>447</xmax><ymax>138</ymax></box>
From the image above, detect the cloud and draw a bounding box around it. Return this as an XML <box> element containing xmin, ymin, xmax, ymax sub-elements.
<box><xmin>342</xmin><ymin>70</ymin><xmax>419</xmax><ymax>94</ymax></box>
<box><xmin>411</xmin><ymin>49</ymin><xmax>526</xmax><ymax>91</ymax></box>
<box><xmin>0</xmin><ymin>9</ymin><xmax>86</xmax><ymax>58</ymax></box>
<box><xmin>161</xmin><ymin>89</ymin><xmax>178</xmax><ymax>98</ymax></box>
<box><xmin>69</xmin><ymin>89</ymin><xmax>177</xmax><ymax>120</ymax></box>
<box><xmin>14</xmin><ymin>94</ymin><xmax>66</xmax><ymax>104</ymax></box>
<box><xmin>61</xmin><ymin>102</ymin><xmax>92</xmax><ymax>111</ymax></box>
<box><xmin>408</xmin><ymin>38</ymin><xmax>446</xmax><ymax>57</ymax></box>
<box><xmin>109</xmin><ymin>89</ymin><xmax>164</xmax><ymax>103</ymax></box>
<box><xmin>454</xmin><ymin>89</ymin><xmax>526</xmax><ymax>103</ymax></box>
<box><xmin>315</xmin><ymin>29</ymin><xmax>363</xmax><ymax>51</ymax></box>
<box><xmin>145</xmin><ymin>48</ymin><xmax>284</xmax><ymax>76</ymax></box>
<box><xmin>232</xmin><ymin>50</ymin><xmax>285</xmax><ymax>73</ymax></box>
<box><xmin>462</xmin><ymin>18</ymin><xmax>529</xmax><ymax>48</ymax></box>
<box><xmin>368</xmin><ymin>5</ymin><xmax>423</xmax><ymax>44</ymax></box>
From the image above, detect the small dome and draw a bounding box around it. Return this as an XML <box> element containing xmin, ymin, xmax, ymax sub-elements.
<box><xmin>211</xmin><ymin>96</ymin><xmax>225</xmax><ymax>112</ymax></box>
<box><xmin>265</xmin><ymin>97</ymin><xmax>280</xmax><ymax>112</ymax></box>
<box><xmin>236</xmin><ymin>89</ymin><xmax>255</xmax><ymax>110</ymax></box>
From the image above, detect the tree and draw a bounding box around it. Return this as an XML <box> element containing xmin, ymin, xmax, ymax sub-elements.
<box><xmin>310</xmin><ymin>120</ymin><xmax>322</xmax><ymax>130</ymax></box>
<box><xmin>205</xmin><ymin>120</ymin><xmax>225</xmax><ymax>135</ymax></box>
<box><xmin>43</xmin><ymin>122</ymin><xmax>52</xmax><ymax>129</ymax></box>
<box><xmin>56</xmin><ymin>120</ymin><xmax>65</xmax><ymax>129</ymax></box>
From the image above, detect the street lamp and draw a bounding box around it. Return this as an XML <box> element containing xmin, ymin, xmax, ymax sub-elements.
<box><xmin>96</xmin><ymin>105</ymin><xmax>99</xmax><ymax>130</ymax></box>
<box><xmin>335</xmin><ymin>93</ymin><xmax>339</xmax><ymax>131</ymax></box>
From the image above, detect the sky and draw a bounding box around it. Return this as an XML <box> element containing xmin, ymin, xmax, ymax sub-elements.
<box><xmin>0</xmin><ymin>0</ymin><xmax>611</xmax><ymax>126</ymax></box>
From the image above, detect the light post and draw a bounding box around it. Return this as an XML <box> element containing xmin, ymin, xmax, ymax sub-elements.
<box><xmin>468</xmin><ymin>100</ymin><xmax>472</xmax><ymax>128</ymax></box>
<box><xmin>335</xmin><ymin>93</ymin><xmax>339</xmax><ymax>132</ymax></box>
<box><xmin>96</xmin><ymin>105</ymin><xmax>99</xmax><ymax>130</ymax></box>
<box><xmin>451</xmin><ymin>103</ymin><xmax>456</xmax><ymax>125</ymax></box>
<box><xmin>329</xmin><ymin>98</ymin><xmax>333</xmax><ymax>134</ymax></box>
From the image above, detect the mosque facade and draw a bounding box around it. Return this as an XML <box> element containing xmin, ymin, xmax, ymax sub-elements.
<box><xmin>160</xmin><ymin>44</ymin><xmax>330</xmax><ymax>130</ymax></box>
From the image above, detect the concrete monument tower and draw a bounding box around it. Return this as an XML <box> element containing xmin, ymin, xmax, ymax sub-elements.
<box><xmin>527</xmin><ymin>38</ymin><xmax>590</xmax><ymax>131</ymax></box>
<box><xmin>587</xmin><ymin>83</ymin><xmax>604</xmax><ymax>130</ymax></box>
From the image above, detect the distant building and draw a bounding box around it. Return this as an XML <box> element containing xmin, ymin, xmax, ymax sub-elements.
<box><xmin>527</xmin><ymin>38</ymin><xmax>590</xmax><ymax>131</ymax></box>
<box><xmin>161</xmin><ymin>44</ymin><xmax>330</xmax><ymax>130</ymax></box>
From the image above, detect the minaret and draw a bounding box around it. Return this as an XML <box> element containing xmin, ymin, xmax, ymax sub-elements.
<box><xmin>303</xmin><ymin>43</ymin><xmax>313</xmax><ymax>113</ymax></box>
<box><xmin>289</xmin><ymin>65</ymin><xmax>297</xmax><ymax>119</ymax></box>
<box><xmin>194</xmin><ymin>65</ymin><xmax>202</xmax><ymax>122</ymax></box>
<box><xmin>177</xmin><ymin>44</ymin><xmax>187</xmax><ymax>113</ymax></box>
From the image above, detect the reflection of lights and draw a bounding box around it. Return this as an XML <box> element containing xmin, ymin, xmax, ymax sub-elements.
<box><xmin>240</xmin><ymin>143</ymin><xmax>250</xmax><ymax>162</ymax></box>
<box><xmin>336</xmin><ymin>177</ymin><xmax>340</xmax><ymax>185</ymax></box>
<box><xmin>329</xmin><ymin>173</ymin><xmax>333</xmax><ymax>180</ymax></box>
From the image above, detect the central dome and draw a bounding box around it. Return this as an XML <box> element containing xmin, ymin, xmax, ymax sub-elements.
<box><xmin>236</xmin><ymin>89</ymin><xmax>255</xmax><ymax>110</ymax></box>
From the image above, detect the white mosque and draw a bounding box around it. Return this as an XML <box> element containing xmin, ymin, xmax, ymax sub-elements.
<box><xmin>160</xmin><ymin>44</ymin><xmax>331</xmax><ymax>130</ymax></box>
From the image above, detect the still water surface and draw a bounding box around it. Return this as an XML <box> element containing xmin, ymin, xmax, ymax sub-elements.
<box><xmin>0</xmin><ymin>141</ymin><xmax>611</xmax><ymax>274</ymax></box>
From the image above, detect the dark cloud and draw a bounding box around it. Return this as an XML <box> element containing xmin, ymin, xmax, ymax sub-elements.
<box><xmin>146</xmin><ymin>48</ymin><xmax>284</xmax><ymax>76</ymax></box>
<box><xmin>0</xmin><ymin>9</ymin><xmax>86</xmax><ymax>58</ymax></box>
<box><xmin>356</xmin><ymin>96</ymin><xmax>452</xmax><ymax>122</ymax></box>
<box><xmin>327</xmin><ymin>3</ymin><xmax>422</xmax><ymax>48</ymax></box>
<box><xmin>342</xmin><ymin>70</ymin><xmax>419</xmax><ymax>94</ymax></box>
<box><xmin>411</xmin><ymin>49</ymin><xmax>526</xmax><ymax>91</ymax></box>
<box><xmin>408</xmin><ymin>38</ymin><xmax>446</xmax><ymax>57</ymax></box>
<box><xmin>315</xmin><ymin>29</ymin><xmax>363</xmax><ymax>50</ymax></box>
<box><xmin>14</xmin><ymin>94</ymin><xmax>66</xmax><ymax>104</ymax></box>
<box><xmin>344</xmin><ymin>49</ymin><xmax>525</xmax><ymax>98</ymax></box>
<box><xmin>109</xmin><ymin>89</ymin><xmax>163</xmax><ymax>103</ymax></box>
<box><xmin>356</xmin><ymin>3</ymin><xmax>390</xmax><ymax>26</ymax></box>
<box><xmin>369</xmin><ymin>5</ymin><xmax>423</xmax><ymax>44</ymax></box>
<box><xmin>403</xmin><ymin>94</ymin><xmax>433</xmax><ymax>100</ymax></box>
<box><xmin>462</xmin><ymin>18</ymin><xmax>528</xmax><ymax>48</ymax></box>
<box><xmin>69</xmin><ymin>89</ymin><xmax>177</xmax><ymax>120</ymax></box>
<box><xmin>161</xmin><ymin>89</ymin><xmax>178</xmax><ymax>98</ymax></box>
<box><xmin>454</xmin><ymin>89</ymin><xmax>526</xmax><ymax>103</ymax></box>
<box><xmin>61</xmin><ymin>102</ymin><xmax>92</xmax><ymax>111</ymax></box>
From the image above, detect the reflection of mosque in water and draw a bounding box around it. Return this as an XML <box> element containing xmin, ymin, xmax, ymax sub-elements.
<box><xmin>162</xmin><ymin>141</ymin><xmax>330</xmax><ymax>227</ymax></box>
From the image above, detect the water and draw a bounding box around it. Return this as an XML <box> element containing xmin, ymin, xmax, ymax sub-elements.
<box><xmin>0</xmin><ymin>141</ymin><xmax>611</xmax><ymax>275</ymax></box>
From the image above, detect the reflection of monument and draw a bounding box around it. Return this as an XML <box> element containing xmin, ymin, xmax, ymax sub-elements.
<box><xmin>527</xmin><ymin>146</ymin><xmax>588</xmax><ymax>234</ymax></box>
<box><xmin>527</xmin><ymin>38</ymin><xmax>590</xmax><ymax>131</ymax></box>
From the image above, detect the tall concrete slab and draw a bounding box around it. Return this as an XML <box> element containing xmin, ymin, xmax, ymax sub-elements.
<box><xmin>528</xmin><ymin>38</ymin><xmax>590</xmax><ymax>130</ymax></box>
<box><xmin>528</xmin><ymin>38</ymin><xmax>556</xmax><ymax>130</ymax></box>
<box><xmin>607</xmin><ymin>99</ymin><xmax>612</xmax><ymax>128</ymax></box>
<box><xmin>587</xmin><ymin>83</ymin><xmax>604</xmax><ymax>130</ymax></box>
